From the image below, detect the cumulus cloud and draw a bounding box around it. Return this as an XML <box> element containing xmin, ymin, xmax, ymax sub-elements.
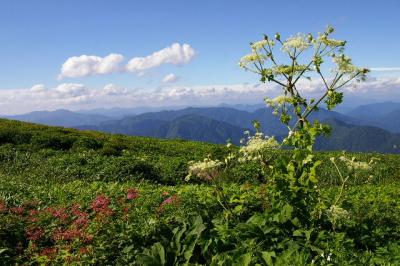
<box><xmin>58</xmin><ymin>53</ymin><xmax>124</xmax><ymax>79</ymax></box>
<box><xmin>1</xmin><ymin>77</ymin><xmax>400</xmax><ymax>114</ymax></box>
<box><xmin>162</xmin><ymin>73</ymin><xmax>179</xmax><ymax>84</ymax></box>
<box><xmin>58</xmin><ymin>43</ymin><xmax>196</xmax><ymax>79</ymax></box>
<box><xmin>102</xmin><ymin>83</ymin><xmax>128</xmax><ymax>96</ymax></box>
<box><xmin>126</xmin><ymin>43</ymin><xmax>196</xmax><ymax>73</ymax></box>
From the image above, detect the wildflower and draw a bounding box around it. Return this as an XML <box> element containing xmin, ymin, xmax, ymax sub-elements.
<box><xmin>158</xmin><ymin>195</ymin><xmax>181</xmax><ymax>214</ymax></box>
<box><xmin>40</xmin><ymin>247</ymin><xmax>57</xmax><ymax>257</ymax></box>
<box><xmin>82</xmin><ymin>234</ymin><xmax>94</xmax><ymax>243</ymax></box>
<box><xmin>239</xmin><ymin>135</ymin><xmax>279</xmax><ymax>159</ymax></box>
<box><xmin>281</xmin><ymin>33</ymin><xmax>310</xmax><ymax>53</ymax></box>
<box><xmin>251</xmin><ymin>39</ymin><xmax>274</xmax><ymax>51</ymax></box>
<box><xmin>319</xmin><ymin>34</ymin><xmax>346</xmax><ymax>47</ymax></box>
<box><xmin>273</xmin><ymin>64</ymin><xmax>309</xmax><ymax>76</ymax></box>
<box><xmin>239</xmin><ymin>53</ymin><xmax>267</xmax><ymax>68</ymax></box>
<box><xmin>10</xmin><ymin>206</ymin><xmax>24</xmax><ymax>215</ymax></box>
<box><xmin>51</xmin><ymin>207</ymin><xmax>69</xmax><ymax>222</ymax></box>
<box><xmin>79</xmin><ymin>247</ymin><xmax>90</xmax><ymax>255</ymax></box>
<box><xmin>187</xmin><ymin>158</ymin><xmax>222</xmax><ymax>181</ymax></box>
<box><xmin>162</xmin><ymin>191</ymin><xmax>170</xmax><ymax>197</ymax></box>
<box><xmin>266</xmin><ymin>95</ymin><xmax>290</xmax><ymax>106</ymax></box>
<box><xmin>332</xmin><ymin>54</ymin><xmax>358</xmax><ymax>74</ymax></box>
<box><xmin>28</xmin><ymin>209</ymin><xmax>39</xmax><ymax>222</ymax></box>
<box><xmin>91</xmin><ymin>195</ymin><xmax>113</xmax><ymax>218</ymax></box>
<box><xmin>338</xmin><ymin>156</ymin><xmax>370</xmax><ymax>171</ymax></box>
<box><xmin>91</xmin><ymin>195</ymin><xmax>111</xmax><ymax>211</ymax></box>
<box><xmin>26</xmin><ymin>227</ymin><xmax>45</xmax><ymax>241</ymax></box>
<box><xmin>327</xmin><ymin>205</ymin><xmax>350</xmax><ymax>223</ymax></box>
<box><xmin>52</xmin><ymin>228</ymin><xmax>81</xmax><ymax>241</ymax></box>
<box><xmin>73</xmin><ymin>215</ymin><xmax>89</xmax><ymax>227</ymax></box>
<box><xmin>127</xmin><ymin>188</ymin><xmax>140</xmax><ymax>200</ymax></box>
<box><xmin>0</xmin><ymin>200</ymin><xmax>7</xmax><ymax>213</ymax></box>
<box><xmin>162</xmin><ymin>195</ymin><xmax>179</xmax><ymax>205</ymax></box>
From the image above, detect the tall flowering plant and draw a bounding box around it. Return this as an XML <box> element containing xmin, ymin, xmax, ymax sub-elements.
<box><xmin>239</xmin><ymin>26</ymin><xmax>368</xmax><ymax>149</ymax></box>
<box><xmin>187</xmin><ymin>27</ymin><xmax>370</xmax><ymax>263</ymax></box>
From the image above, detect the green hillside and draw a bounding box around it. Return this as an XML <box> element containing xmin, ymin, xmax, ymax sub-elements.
<box><xmin>0</xmin><ymin>119</ymin><xmax>399</xmax><ymax>264</ymax></box>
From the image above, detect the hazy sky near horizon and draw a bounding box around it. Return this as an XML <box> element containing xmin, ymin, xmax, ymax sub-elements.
<box><xmin>0</xmin><ymin>0</ymin><xmax>400</xmax><ymax>114</ymax></box>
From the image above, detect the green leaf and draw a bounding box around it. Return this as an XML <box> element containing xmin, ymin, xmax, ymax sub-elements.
<box><xmin>261</xmin><ymin>251</ymin><xmax>276</xmax><ymax>266</ymax></box>
<box><xmin>122</xmin><ymin>245</ymin><xmax>134</xmax><ymax>253</ymax></box>
<box><xmin>293</xmin><ymin>229</ymin><xmax>303</xmax><ymax>237</ymax></box>
<box><xmin>237</xmin><ymin>252</ymin><xmax>252</xmax><ymax>266</ymax></box>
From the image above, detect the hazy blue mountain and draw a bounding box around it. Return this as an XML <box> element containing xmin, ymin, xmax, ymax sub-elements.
<box><xmin>3</xmin><ymin>109</ymin><xmax>111</xmax><ymax>127</ymax></box>
<box><xmin>157</xmin><ymin>114</ymin><xmax>247</xmax><ymax>144</ymax></box>
<box><xmin>78</xmin><ymin>114</ymin><xmax>248</xmax><ymax>144</ymax></box>
<box><xmin>316</xmin><ymin>119</ymin><xmax>400</xmax><ymax>153</ymax></box>
<box><xmin>346</xmin><ymin>102</ymin><xmax>400</xmax><ymax>120</ymax></box>
<box><xmin>346</xmin><ymin>102</ymin><xmax>400</xmax><ymax>133</ymax></box>
<box><xmin>77</xmin><ymin>106</ymin><xmax>365</xmax><ymax>145</ymax></box>
<box><xmin>77</xmin><ymin>105</ymin><xmax>190</xmax><ymax>118</ymax></box>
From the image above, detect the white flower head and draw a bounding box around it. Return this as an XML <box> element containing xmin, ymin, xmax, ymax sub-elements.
<box><xmin>239</xmin><ymin>53</ymin><xmax>267</xmax><ymax>68</ymax></box>
<box><xmin>251</xmin><ymin>39</ymin><xmax>275</xmax><ymax>51</ymax></box>
<box><xmin>282</xmin><ymin>33</ymin><xmax>310</xmax><ymax>53</ymax></box>
<box><xmin>187</xmin><ymin>158</ymin><xmax>223</xmax><ymax>181</ymax></box>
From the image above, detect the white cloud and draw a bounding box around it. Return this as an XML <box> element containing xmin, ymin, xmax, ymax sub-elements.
<box><xmin>162</xmin><ymin>73</ymin><xmax>179</xmax><ymax>84</ymax></box>
<box><xmin>57</xmin><ymin>43</ymin><xmax>196</xmax><ymax>79</ymax></box>
<box><xmin>102</xmin><ymin>84</ymin><xmax>128</xmax><ymax>96</ymax></box>
<box><xmin>126</xmin><ymin>43</ymin><xmax>196</xmax><ymax>73</ymax></box>
<box><xmin>370</xmin><ymin>67</ymin><xmax>400</xmax><ymax>72</ymax></box>
<box><xmin>30</xmin><ymin>84</ymin><xmax>46</xmax><ymax>93</ymax></box>
<box><xmin>1</xmin><ymin>77</ymin><xmax>400</xmax><ymax>114</ymax></box>
<box><xmin>54</xmin><ymin>83</ymin><xmax>89</xmax><ymax>97</ymax></box>
<box><xmin>58</xmin><ymin>53</ymin><xmax>124</xmax><ymax>79</ymax></box>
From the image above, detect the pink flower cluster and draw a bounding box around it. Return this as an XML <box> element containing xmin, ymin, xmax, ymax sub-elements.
<box><xmin>158</xmin><ymin>194</ymin><xmax>180</xmax><ymax>214</ymax></box>
<box><xmin>71</xmin><ymin>205</ymin><xmax>90</xmax><ymax>227</ymax></box>
<box><xmin>26</xmin><ymin>227</ymin><xmax>45</xmax><ymax>241</ymax></box>
<box><xmin>53</xmin><ymin>228</ymin><xmax>82</xmax><ymax>241</ymax></box>
<box><xmin>40</xmin><ymin>247</ymin><xmax>57</xmax><ymax>257</ymax></box>
<box><xmin>47</xmin><ymin>207</ymin><xmax>69</xmax><ymax>222</ymax></box>
<box><xmin>10</xmin><ymin>206</ymin><xmax>24</xmax><ymax>215</ymax></box>
<box><xmin>91</xmin><ymin>195</ymin><xmax>113</xmax><ymax>217</ymax></box>
<box><xmin>127</xmin><ymin>188</ymin><xmax>140</xmax><ymax>200</ymax></box>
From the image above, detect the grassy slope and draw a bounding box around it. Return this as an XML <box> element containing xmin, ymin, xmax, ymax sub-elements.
<box><xmin>0</xmin><ymin>118</ymin><xmax>399</xmax><ymax>263</ymax></box>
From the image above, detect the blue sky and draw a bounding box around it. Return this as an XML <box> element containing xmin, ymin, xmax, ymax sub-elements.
<box><xmin>0</xmin><ymin>0</ymin><xmax>400</xmax><ymax>113</ymax></box>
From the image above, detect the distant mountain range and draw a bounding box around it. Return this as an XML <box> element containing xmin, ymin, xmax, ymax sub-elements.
<box><xmin>3</xmin><ymin>109</ymin><xmax>111</xmax><ymax>127</ymax></box>
<box><xmin>345</xmin><ymin>102</ymin><xmax>400</xmax><ymax>133</ymax></box>
<box><xmin>2</xmin><ymin>102</ymin><xmax>400</xmax><ymax>153</ymax></box>
<box><xmin>315</xmin><ymin>119</ymin><xmax>400</xmax><ymax>153</ymax></box>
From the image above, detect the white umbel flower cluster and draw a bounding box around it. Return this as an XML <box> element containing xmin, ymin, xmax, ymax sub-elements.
<box><xmin>239</xmin><ymin>133</ymin><xmax>279</xmax><ymax>162</ymax></box>
<box><xmin>332</xmin><ymin>55</ymin><xmax>358</xmax><ymax>74</ymax></box>
<box><xmin>281</xmin><ymin>33</ymin><xmax>310</xmax><ymax>53</ymax></box>
<box><xmin>326</xmin><ymin>205</ymin><xmax>350</xmax><ymax>226</ymax></box>
<box><xmin>265</xmin><ymin>95</ymin><xmax>290</xmax><ymax>107</ymax></box>
<box><xmin>251</xmin><ymin>39</ymin><xmax>275</xmax><ymax>51</ymax></box>
<box><xmin>186</xmin><ymin>158</ymin><xmax>223</xmax><ymax>181</ymax></box>
<box><xmin>239</xmin><ymin>53</ymin><xmax>267</xmax><ymax>68</ymax></box>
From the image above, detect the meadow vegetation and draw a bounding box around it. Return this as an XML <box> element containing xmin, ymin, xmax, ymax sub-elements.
<box><xmin>1</xmin><ymin>27</ymin><xmax>400</xmax><ymax>265</ymax></box>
